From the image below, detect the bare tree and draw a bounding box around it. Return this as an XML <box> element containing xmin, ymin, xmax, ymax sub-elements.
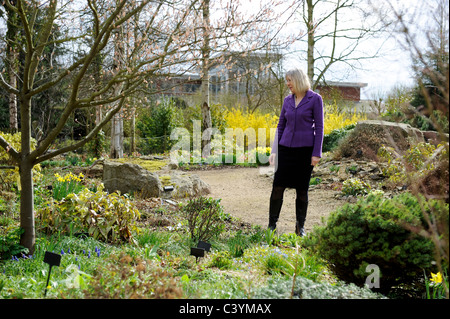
<box><xmin>191</xmin><ymin>0</ymin><xmax>297</xmax><ymax>156</ymax></box>
<box><xmin>0</xmin><ymin>0</ymin><xmax>203</xmax><ymax>253</ymax></box>
<box><xmin>231</xmin><ymin>50</ymin><xmax>285</xmax><ymax>113</ymax></box>
<box><xmin>293</xmin><ymin>0</ymin><xmax>385</xmax><ymax>87</ymax></box>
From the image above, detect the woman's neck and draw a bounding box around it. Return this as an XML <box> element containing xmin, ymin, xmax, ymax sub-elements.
<box><xmin>294</xmin><ymin>91</ymin><xmax>305</xmax><ymax>105</ymax></box>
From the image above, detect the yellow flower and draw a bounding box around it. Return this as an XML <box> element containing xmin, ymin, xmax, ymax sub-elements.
<box><xmin>430</xmin><ymin>272</ymin><xmax>443</xmax><ymax>285</ymax></box>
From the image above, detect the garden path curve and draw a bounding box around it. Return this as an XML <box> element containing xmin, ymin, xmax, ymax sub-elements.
<box><xmin>193</xmin><ymin>167</ymin><xmax>344</xmax><ymax>234</ymax></box>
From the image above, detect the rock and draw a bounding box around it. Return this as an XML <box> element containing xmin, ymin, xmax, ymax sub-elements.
<box><xmin>422</xmin><ymin>130</ymin><xmax>449</xmax><ymax>146</ymax></box>
<box><xmin>158</xmin><ymin>171</ymin><xmax>211</xmax><ymax>199</ymax></box>
<box><xmin>338</xmin><ymin>120</ymin><xmax>426</xmax><ymax>160</ymax></box>
<box><xmin>168</xmin><ymin>162</ymin><xmax>179</xmax><ymax>170</ymax></box>
<box><xmin>103</xmin><ymin>161</ymin><xmax>162</xmax><ymax>197</ymax></box>
<box><xmin>369</xmin><ymin>174</ymin><xmax>384</xmax><ymax>181</ymax></box>
<box><xmin>367</xmin><ymin>163</ymin><xmax>380</xmax><ymax>172</ymax></box>
<box><xmin>102</xmin><ymin>160</ymin><xmax>212</xmax><ymax>199</ymax></box>
<box><xmin>258</xmin><ymin>166</ymin><xmax>275</xmax><ymax>177</ymax></box>
<box><xmin>85</xmin><ymin>164</ymin><xmax>103</xmax><ymax>178</ymax></box>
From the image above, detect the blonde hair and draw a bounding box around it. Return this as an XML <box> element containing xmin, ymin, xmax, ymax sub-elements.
<box><xmin>286</xmin><ymin>68</ymin><xmax>311</xmax><ymax>94</ymax></box>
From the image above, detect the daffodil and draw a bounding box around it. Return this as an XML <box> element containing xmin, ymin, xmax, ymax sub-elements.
<box><xmin>430</xmin><ymin>272</ymin><xmax>443</xmax><ymax>285</ymax></box>
<box><xmin>54</xmin><ymin>173</ymin><xmax>64</xmax><ymax>182</ymax></box>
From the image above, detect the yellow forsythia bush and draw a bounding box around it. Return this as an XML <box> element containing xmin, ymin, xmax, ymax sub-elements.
<box><xmin>0</xmin><ymin>131</ymin><xmax>42</xmax><ymax>190</ymax></box>
<box><xmin>324</xmin><ymin>102</ymin><xmax>366</xmax><ymax>135</ymax></box>
<box><xmin>226</xmin><ymin>103</ymin><xmax>365</xmax><ymax>145</ymax></box>
<box><xmin>225</xmin><ymin>108</ymin><xmax>278</xmax><ymax>148</ymax></box>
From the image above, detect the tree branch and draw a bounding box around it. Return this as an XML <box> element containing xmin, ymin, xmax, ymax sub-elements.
<box><xmin>0</xmin><ymin>134</ymin><xmax>20</xmax><ymax>163</ymax></box>
<box><xmin>34</xmin><ymin>89</ymin><xmax>128</xmax><ymax>164</ymax></box>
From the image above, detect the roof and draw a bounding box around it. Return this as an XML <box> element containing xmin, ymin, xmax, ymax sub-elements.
<box><xmin>315</xmin><ymin>81</ymin><xmax>368</xmax><ymax>88</ymax></box>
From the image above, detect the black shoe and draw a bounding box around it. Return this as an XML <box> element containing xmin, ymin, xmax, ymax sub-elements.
<box><xmin>295</xmin><ymin>199</ymin><xmax>308</xmax><ymax>237</ymax></box>
<box><xmin>295</xmin><ymin>223</ymin><xmax>306</xmax><ymax>237</ymax></box>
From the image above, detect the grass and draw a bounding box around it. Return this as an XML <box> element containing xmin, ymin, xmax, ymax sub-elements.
<box><xmin>113</xmin><ymin>157</ymin><xmax>168</xmax><ymax>171</ymax></box>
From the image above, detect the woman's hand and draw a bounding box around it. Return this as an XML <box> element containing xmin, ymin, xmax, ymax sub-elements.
<box><xmin>269</xmin><ymin>153</ymin><xmax>276</xmax><ymax>166</ymax></box>
<box><xmin>311</xmin><ymin>156</ymin><xmax>320</xmax><ymax>166</ymax></box>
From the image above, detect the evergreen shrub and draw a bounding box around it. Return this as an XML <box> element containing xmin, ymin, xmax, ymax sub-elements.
<box><xmin>137</xmin><ymin>98</ymin><xmax>182</xmax><ymax>154</ymax></box>
<box><xmin>304</xmin><ymin>192</ymin><xmax>448</xmax><ymax>291</ymax></box>
<box><xmin>322</xmin><ymin>124</ymin><xmax>355</xmax><ymax>152</ymax></box>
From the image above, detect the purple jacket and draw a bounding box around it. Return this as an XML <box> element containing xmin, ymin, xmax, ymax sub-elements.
<box><xmin>273</xmin><ymin>90</ymin><xmax>324</xmax><ymax>158</ymax></box>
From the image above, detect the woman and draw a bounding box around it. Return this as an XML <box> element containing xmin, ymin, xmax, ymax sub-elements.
<box><xmin>268</xmin><ymin>68</ymin><xmax>324</xmax><ymax>236</ymax></box>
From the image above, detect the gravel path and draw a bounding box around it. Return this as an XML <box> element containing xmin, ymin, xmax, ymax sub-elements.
<box><xmin>193</xmin><ymin>166</ymin><xmax>344</xmax><ymax>234</ymax></box>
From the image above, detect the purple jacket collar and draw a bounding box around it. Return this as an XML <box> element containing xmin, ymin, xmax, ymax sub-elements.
<box><xmin>287</xmin><ymin>90</ymin><xmax>314</xmax><ymax>108</ymax></box>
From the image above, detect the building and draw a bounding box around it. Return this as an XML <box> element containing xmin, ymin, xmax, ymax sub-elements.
<box><xmin>315</xmin><ymin>81</ymin><xmax>368</xmax><ymax>102</ymax></box>
<box><xmin>208</xmin><ymin>51</ymin><xmax>283</xmax><ymax>98</ymax></box>
<box><xmin>151</xmin><ymin>53</ymin><xmax>368</xmax><ymax>108</ymax></box>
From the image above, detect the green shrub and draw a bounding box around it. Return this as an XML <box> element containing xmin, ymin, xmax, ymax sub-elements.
<box><xmin>322</xmin><ymin>124</ymin><xmax>355</xmax><ymax>152</ymax></box>
<box><xmin>378</xmin><ymin>142</ymin><xmax>447</xmax><ymax>185</ymax></box>
<box><xmin>304</xmin><ymin>192</ymin><xmax>446</xmax><ymax>291</ymax></box>
<box><xmin>37</xmin><ymin>186</ymin><xmax>140</xmax><ymax>244</ymax></box>
<box><xmin>180</xmin><ymin>197</ymin><xmax>226</xmax><ymax>242</ymax></box>
<box><xmin>0</xmin><ymin>131</ymin><xmax>42</xmax><ymax>191</ymax></box>
<box><xmin>137</xmin><ymin>98</ymin><xmax>183</xmax><ymax>154</ymax></box>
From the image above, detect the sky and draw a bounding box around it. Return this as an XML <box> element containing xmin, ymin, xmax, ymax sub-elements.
<box><xmin>349</xmin><ymin>35</ymin><xmax>416</xmax><ymax>100</ymax></box>
<box><xmin>267</xmin><ymin>0</ymin><xmax>434</xmax><ymax>100</ymax></box>
<box><xmin>0</xmin><ymin>0</ymin><xmax>440</xmax><ymax>101</ymax></box>
<box><xmin>284</xmin><ymin>36</ymin><xmax>416</xmax><ymax>100</ymax></box>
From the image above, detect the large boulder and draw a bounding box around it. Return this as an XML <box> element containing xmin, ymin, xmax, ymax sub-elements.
<box><xmin>338</xmin><ymin>120</ymin><xmax>426</xmax><ymax>160</ymax></box>
<box><xmin>158</xmin><ymin>171</ymin><xmax>211</xmax><ymax>199</ymax></box>
<box><xmin>103</xmin><ymin>161</ymin><xmax>162</xmax><ymax>197</ymax></box>
<box><xmin>102</xmin><ymin>160</ymin><xmax>211</xmax><ymax>199</ymax></box>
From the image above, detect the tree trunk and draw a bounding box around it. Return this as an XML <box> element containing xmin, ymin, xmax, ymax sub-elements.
<box><xmin>19</xmin><ymin>97</ymin><xmax>35</xmax><ymax>254</ymax></box>
<box><xmin>8</xmin><ymin>50</ymin><xmax>18</xmax><ymax>132</ymax></box>
<box><xmin>109</xmin><ymin>21</ymin><xmax>124</xmax><ymax>158</ymax></box>
<box><xmin>19</xmin><ymin>159</ymin><xmax>35</xmax><ymax>254</ymax></box>
<box><xmin>110</xmin><ymin>111</ymin><xmax>123</xmax><ymax>158</ymax></box>
<box><xmin>130</xmin><ymin>106</ymin><xmax>136</xmax><ymax>154</ymax></box>
<box><xmin>5</xmin><ymin>0</ymin><xmax>18</xmax><ymax>132</ymax></box>
<box><xmin>201</xmin><ymin>0</ymin><xmax>212</xmax><ymax>157</ymax></box>
<box><xmin>306</xmin><ymin>0</ymin><xmax>315</xmax><ymax>85</ymax></box>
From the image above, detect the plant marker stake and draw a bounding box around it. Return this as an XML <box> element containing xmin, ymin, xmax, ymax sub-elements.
<box><xmin>197</xmin><ymin>241</ymin><xmax>211</xmax><ymax>252</ymax></box>
<box><xmin>43</xmin><ymin>251</ymin><xmax>61</xmax><ymax>297</ymax></box>
<box><xmin>190</xmin><ymin>247</ymin><xmax>205</xmax><ymax>263</ymax></box>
